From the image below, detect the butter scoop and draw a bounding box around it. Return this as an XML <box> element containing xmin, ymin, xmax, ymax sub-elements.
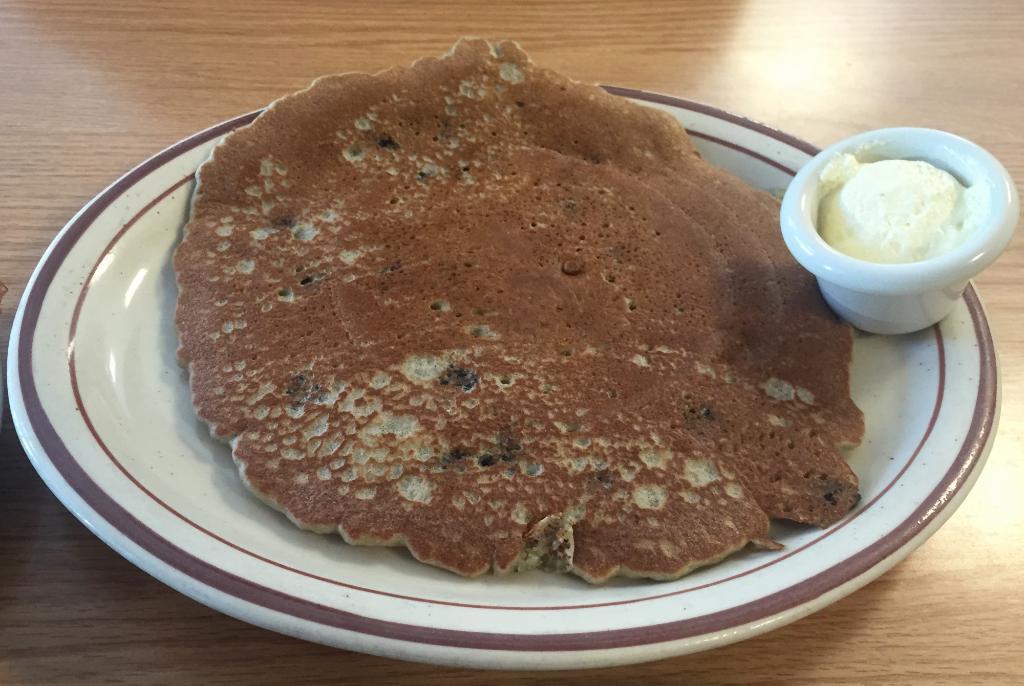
<box><xmin>817</xmin><ymin>154</ymin><xmax>987</xmax><ymax>263</ymax></box>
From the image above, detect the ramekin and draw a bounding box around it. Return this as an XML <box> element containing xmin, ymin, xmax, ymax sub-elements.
<box><xmin>780</xmin><ymin>128</ymin><xmax>1018</xmax><ymax>334</ymax></box>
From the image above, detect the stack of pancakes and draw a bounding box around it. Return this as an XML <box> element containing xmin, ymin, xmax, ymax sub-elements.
<box><xmin>175</xmin><ymin>39</ymin><xmax>863</xmax><ymax>582</ymax></box>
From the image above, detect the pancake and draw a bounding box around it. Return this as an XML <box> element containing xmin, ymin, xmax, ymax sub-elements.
<box><xmin>174</xmin><ymin>39</ymin><xmax>863</xmax><ymax>582</ymax></box>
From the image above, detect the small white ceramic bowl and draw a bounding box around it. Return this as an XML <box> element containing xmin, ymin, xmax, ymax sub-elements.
<box><xmin>780</xmin><ymin>127</ymin><xmax>1019</xmax><ymax>334</ymax></box>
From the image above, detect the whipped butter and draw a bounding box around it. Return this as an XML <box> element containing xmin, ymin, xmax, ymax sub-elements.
<box><xmin>817</xmin><ymin>153</ymin><xmax>987</xmax><ymax>263</ymax></box>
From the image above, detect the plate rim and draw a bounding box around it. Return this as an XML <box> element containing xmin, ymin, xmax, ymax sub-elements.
<box><xmin>6</xmin><ymin>88</ymin><xmax>1000</xmax><ymax>663</ymax></box>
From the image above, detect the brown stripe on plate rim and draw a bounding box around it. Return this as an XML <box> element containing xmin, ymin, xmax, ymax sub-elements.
<box><xmin>602</xmin><ymin>85</ymin><xmax>821</xmax><ymax>157</ymax></box>
<box><xmin>687</xmin><ymin>130</ymin><xmax>799</xmax><ymax>175</ymax></box>
<box><xmin>12</xmin><ymin>94</ymin><xmax>998</xmax><ymax>651</ymax></box>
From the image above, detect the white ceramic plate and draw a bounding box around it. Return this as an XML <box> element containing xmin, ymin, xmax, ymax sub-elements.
<box><xmin>7</xmin><ymin>89</ymin><xmax>999</xmax><ymax>670</ymax></box>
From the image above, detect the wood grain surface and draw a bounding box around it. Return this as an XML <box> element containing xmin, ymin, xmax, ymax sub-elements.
<box><xmin>2</xmin><ymin>1</ymin><xmax>1022</xmax><ymax>683</ymax></box>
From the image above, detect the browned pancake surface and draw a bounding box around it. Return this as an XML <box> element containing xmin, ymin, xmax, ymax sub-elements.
<box><xmin>175</xmin><ymin>39</ymin><xmax>863</xmax><ymax>582</ymax></box>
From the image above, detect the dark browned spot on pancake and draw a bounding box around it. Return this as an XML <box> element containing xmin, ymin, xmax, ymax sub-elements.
<box><xmin>284</xmin><ymin>373</ymin><xmax>307</xmax><ymax>396</ymax></box>
<box><xmin>285</xmin><ymin>373</ymin><xmax>324</xmax><ymax>406</ymax></box>
<box><xmin>687</xmin><ymin>404</ymin><xmax>714</xmax><ymax>420</ymax></box>
<box><xmin>496</xmin><ymin>429</ymin><xmax>522</xmax><ymax>462</ymax></box>
<box><xmin>442</xmin><ymin>446</ymin><xmax>471</xmax><ymax>465</ymax></box>
<box><xmin>439</xmin><ymin>365</ymin><xmax>479</xmax><ymax>392</ymax></box>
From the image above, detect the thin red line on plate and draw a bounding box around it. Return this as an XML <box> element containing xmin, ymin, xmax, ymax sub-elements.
<box><xmin>601</xmin><ymin>85</ymin><xmax>822</xmax><ymax>157</ymax></box>
<box><xmin>13</xmin><ymin>94</ymin><xmax>998</xmax><ymax>652</ymax></box>
<box><xmin>70</xmin><ymin>173</ymin><xmax>193</xmax><ymax>344</ymax></box>
<box><xmin>687</xmin><ymin>130</ymin><xmax>798</xmax><ymax>175</ymax></box>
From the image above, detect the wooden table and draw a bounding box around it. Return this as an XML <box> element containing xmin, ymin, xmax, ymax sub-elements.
<box><xmin>2</xmin><ymin>1</ymin><xmax>1021</xmax><ymax>683</ymax></box>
